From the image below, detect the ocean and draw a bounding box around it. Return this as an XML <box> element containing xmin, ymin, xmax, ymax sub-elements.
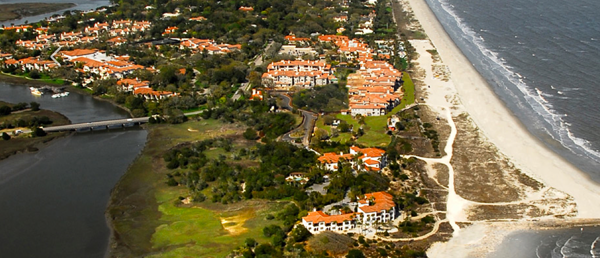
<box><xmin>423</xmin><ymin>0</ymin><xmax>600</xmax><ymax>256</ymax></box>
<box><xmin>424</xmin><ymin>0</ymin><xmax>600</xmax><ymax>181</ymax></box>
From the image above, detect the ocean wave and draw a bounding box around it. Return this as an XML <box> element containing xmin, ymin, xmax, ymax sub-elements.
<box><xmin>432</xmin><ymin>0</ymin><xmax>600</xmax><ymax>165</ymax></box>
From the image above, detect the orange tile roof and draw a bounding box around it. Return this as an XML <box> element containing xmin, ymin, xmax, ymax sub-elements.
<box><xmin>318</xmin><ymin>152</ymin><xmax>354</xmax><ymax>164</ymax></box>
<box><xmin>358</xmin><ymin>192</ymin><xmax>395</xmax><ymax>213</ymax></box>
<box><xmin>364</xmin><ymin>159</ymin><xmax>379</xmax><ymax>165</ymax></box>
<box><xmin>302</xmin><ymin>211</ymin><xmax>356</xmax><ymax>224</ymax></box>
<box><xmin>350</xmin><ymin>146</ymin><xmax>386</xmax><ymax>158</ymax></box>
<box><xmin>61</xmin><ymin>49</ymin><xmax>98</xmax><ymax>57</ymax></box>
<box><xmin>285</xmin><ymin>35</ymin><xmax>310</xmax><ymax>42</ymax></box>
<box><xmin>189</xmin><ymin>16</ymin><xmax>207</xmax><ymax>21</ymax></box>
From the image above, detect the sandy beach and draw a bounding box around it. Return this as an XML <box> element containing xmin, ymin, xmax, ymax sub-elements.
<box><xmin>395</xmin><ymin>0</ymin><xmax>600</xmax><ymax>255</ymax></box>
<box><xmin>404</xmin><ymin>0</ymin><xmax>600</xmax><ymax>218</ymax></box>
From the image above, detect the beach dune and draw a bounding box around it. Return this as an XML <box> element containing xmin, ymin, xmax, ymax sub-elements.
<box><xmin>404</xmin><ymin>0</ymin><xmax>600</xmax><ymax>218</ymax></box>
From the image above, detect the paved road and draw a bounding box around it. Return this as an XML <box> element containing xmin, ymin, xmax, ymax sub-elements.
<box><xmin>274</xmin><ymin>92</ymin><xmax>317</xmax><ymax>146</ymax></box>
<box><xmin>253</xmin><ymin>41</ymin><xmax>276</xmax><ymax>67</ymax></box>
<box><xmin>232</xmin><ymin>82</ymin><xmax>251</xmax><ymax>101</ymax></box>
<box><xmin>42</xmin><ymin>117</ymin><xmax>149</xmax><ymax>132</ymax></box>
<box><xmin>42</xmin><ymin>109</ymin><xmax>206</xmax><ymax>132</ymax></box>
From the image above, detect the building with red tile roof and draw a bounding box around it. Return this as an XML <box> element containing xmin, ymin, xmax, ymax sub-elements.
<box><xmin>178</xmin><ymin>38</ymin><xmax>241</xmax><ymax>54</ymax></box>
<box><xmin>284</xmin><ymin>34</ymin><xmax>310</xmax><ymax>43</ymax></box>
<box><xmin>302</xmin><ymin>191</ymin><xmax>396</xmax><ymax>234</ymax></box>
<box><xmin>117</xmin><ymin>78</ymin><xmax>150</xmax><ymax>92</ymax></box>
<box><xmin>355</xmin><ymin>191</ymin><xmax>396</xmax><ymax>226</ymax></box>
<box><xmin>189</xmin><ymin>16</ymin><xmax>207</xmax><ymax>21</ymax></box>
<box><xmin>162</xmin><ymin>26</ymin><xmax>178</xmax><ymax>36</ymax></box>
<box><xmin>302</xmin><ymin>211</ymin><xmax>357</xmax><ymax>233</ymax></box>
<box><xmin>318</xmin><ymin>145</ymin><xmax>387</xmax><ymax>172</ymax></box>
<box><xmin>261</xmin><ymin>60</ymin><xmax>336</xmax><ymax>89</ymax></box>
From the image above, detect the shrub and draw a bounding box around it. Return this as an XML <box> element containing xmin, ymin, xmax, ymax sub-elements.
<box><xmin>243</xmin><ymin>128</ymin><xmax>258</xmax><ymax>140</ymax></box>
<box><xmin>32</xmin><ymin>127</ymin><xmax>46</xmax><ymax>137</ymax></box>
<box><xmin>30</xmin><ymin>102</ymin><xmax>40</xmax><ymax>111</ymax></box>
<box><xmin>308</xmin><ymin>231</ymin><xmax>353</xmax><ymax>255</ymax></box>
<box><xmin>0</xmin><ymin>105</ymin><xmax>11</xmax><ymax>116</ymax></box>
<box><xmin>346</xmin><ymin>249</ymin><xmax>366</xmax><ymax>258</ymax></box>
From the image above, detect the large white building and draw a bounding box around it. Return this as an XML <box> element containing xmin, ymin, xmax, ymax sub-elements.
<box><xmin>302</xmin><ymin>191</ymin><xmax>396</xmax><ymax>234</ymax></box>
<box><xmin>261</xmin><ymin>60</ymin><xmax>336</xmax><ymax>88</ymax></box>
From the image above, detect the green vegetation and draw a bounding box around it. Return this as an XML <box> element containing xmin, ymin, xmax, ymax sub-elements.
<box><xmin>149</xmin><ymin>189</ymin><xmax>284</xmax><ymax>258</ymax></box>
<box><xmin>0</xmin><ymin>101</ymin><xmax>70</xmax><ymax>160</ymax></box>
<box><xmin>307</xmin><ymin>231</ymin><xmax>355</xmax><ymax>256</ymax></box>
<box><xmin>292</xmin><ymin>84</ymin><xmax>348</xmax><ymax>113</ymax></box>
<box><xmin>0</xmin><ymin>3</ymin><xmax>75</xmax><ymax>22</ymax></box>
<box><xmin>163</xmin><ymin>138</ymin><xmax>316</xmax><ymax>203</ymax></box>
<box><xmin>312</xmin><ymin>72</ymin><xmax>415</xmax><ymax>148</ymax></box>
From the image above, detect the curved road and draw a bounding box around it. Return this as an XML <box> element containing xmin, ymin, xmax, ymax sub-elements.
<box><xmin>273</xmin><ymin>92</ymin><xmax>317</xmax><ymax>146</ymax></box>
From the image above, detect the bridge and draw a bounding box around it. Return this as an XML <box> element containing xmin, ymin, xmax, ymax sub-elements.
<box><xmin>41</xmin><ymin>117</ymin><xmax>150</xmax><ymax>132</ymax></box>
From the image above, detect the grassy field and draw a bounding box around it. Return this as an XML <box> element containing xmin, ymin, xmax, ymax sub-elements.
<box><xmin>108</xmin><ymin>119</ymin><xmax>286</xmax><ymax>258</ymax></box>
<box><xmin>314</xmin><ymin>72</ymin><xmax>416</xmax><ymax>147</ymax></box>
<box><xmin>149</xmin><ymin>190</ymin><xmax>284</xmax><ymax>258</ymax></box>
<box><xmin>358</xmin><ymin>115</ymin><xmax>390</xmax><ymax>147</ymax></box>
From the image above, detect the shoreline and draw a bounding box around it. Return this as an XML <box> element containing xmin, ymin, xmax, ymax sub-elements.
<box><xmin>0</xmin><ymin>3</ymin><xmax>76</xmax><ymax>23</ymax></box>
<box><xmin>0</xmin><ymin>73</ymin><xmax>136</xmax><ymax>118</ymax></box>
<box><xmin>403</xmin><ymin>0</ymin><xmax>600</xmax><ymax>219</ymax></box>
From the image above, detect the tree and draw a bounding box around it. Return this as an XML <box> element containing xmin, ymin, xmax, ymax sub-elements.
<box><xmin>346</xmin><ymin>249</ymin><xmax>366</xmax><ymax>258</ymax></box>
<box><xmin>323</xmin><ymin>115</ymin><xmax>335</xmax><ymax>125</ymax></box>
<box><xmin>29</xmin><ymin>69</ymin><xmax>40</xmax><ymax>79</ymax></box>
<box><xmin>0</xmin><ymin>105</ymin><xmax>11</xmax><ymax>116</ymax></box>
<box><xmin>244</xmin><ymin>238</ymin><xmax>257</xmax><ymax>248</ymax></box>
<box><xmin>243</xmin><ymin>128</ymin><xmax>258</xmax><ymax>140</ymax></box>
<box><xmin>33</xmin><ymin>128</ymin><xmax>46</xmax><ymax>137</ymax></box>
<box><xmin>289</xmin><ymin>224</ymin><xmax>312</xmax><ymax>243</ymax></box>
<box><xmin>30</xmin><ymin>102</ymin><xmax>40</xmax><ymax>111</ymax></box>
<box><xmin>2</xmin><ymin>132</ymin><xmax>10</xmax><ymax>141</ymax></box>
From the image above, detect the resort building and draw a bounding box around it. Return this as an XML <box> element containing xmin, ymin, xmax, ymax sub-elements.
<box><xmin>285</xmin><ymin>172</ymin><xmax>309</xmax><ymax>185</ymax></box>
<box><xmin>346</xmin><ymin>60</ymin><xmax>403</xmax><ymax>116</ymax></box>
<box><xmin>261</xmin><ymin>60</ymin><xmax>336</xmax><ymax>88</ymax></box>
<box><xmin>179</xmin><ymin>38</ymin><xmax>241</xmax><ymax>54</ymax></box>
<box><xmin>302</xmin><ymin>191</ymin><xmax>396</xmax><ymax>234</ymax></box>
<box><xmin>318</xmin><ymin>146</ymin><xmax>386</xmax><ymax>171</ymax></box>
<box><xmin>117</xmin><ymin>78</ymin><xmax>150</xmax><ymax>92</ymax></box>
<box><xmin>302</xmin><ymin>211</ymin><xmax>357</xmax><ymax>233</ymax></box>
<box><xmin>355</xmin><ymin>191</ymin><xmax>396</xmax><ymax>226</ymax></box>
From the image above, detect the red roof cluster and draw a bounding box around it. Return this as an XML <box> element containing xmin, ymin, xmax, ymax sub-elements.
<box><xmin>358</xmin><ymin>192</ymin><xmax>395</xmax><ymax>213</ymax></box>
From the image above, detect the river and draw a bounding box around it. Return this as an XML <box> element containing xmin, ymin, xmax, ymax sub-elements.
<box><xmin>0</xmin><ymin>82</ymin><xmax>147</xmax><ymax>257</ymax></box>
<box><xmin>0</xmin><ymin>0</ymin><xmax>110</xmax><ymax>27</ymax></box>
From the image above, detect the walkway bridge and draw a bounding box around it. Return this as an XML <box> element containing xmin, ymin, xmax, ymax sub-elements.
<box><xmin>42</xmin><ymin>117</ymin><xmax>149</xmax><ymax>132</ymax></box>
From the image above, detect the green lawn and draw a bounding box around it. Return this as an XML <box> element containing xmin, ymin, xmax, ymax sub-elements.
<box><xmin>149</xmin><ymin>189</ymin><xmax>284</xmax><ymax>258</ymax></box>
<box><xmin>110</xmin><ymin>119</ymin><xmax>277</xmax><ymax>257</ymax></box>
<box><xmin>182</xmin><ymin>105</ymin><xmax>208</xmax><ymax>114</ymax></box>
<box><xmin>358</xmin><ymin>115</ymin><xmax>390</xmax><ymax>147</ymax></box>
<box><xmin>313</xmin><ymin>73</ymin><xmax>416</xmax><ymax>147</ymax></box>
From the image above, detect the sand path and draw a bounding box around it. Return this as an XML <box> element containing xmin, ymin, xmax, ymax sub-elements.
<box><xmin>404</xmin><ymin>0</ymin><xmax>600</xmax><ymax>219</ymax></box>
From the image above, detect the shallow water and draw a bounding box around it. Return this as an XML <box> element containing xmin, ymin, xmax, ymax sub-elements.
<box><xmin>489</xmin><ymin>227</ymin><xmax>600</xmax><ymax>258</ymax></box>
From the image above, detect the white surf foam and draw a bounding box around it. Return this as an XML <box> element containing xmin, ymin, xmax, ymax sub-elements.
<box><xmin>433</xmin><ymin>0</ymin><xmax>600</xmax><ymax>166</ymax></box>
